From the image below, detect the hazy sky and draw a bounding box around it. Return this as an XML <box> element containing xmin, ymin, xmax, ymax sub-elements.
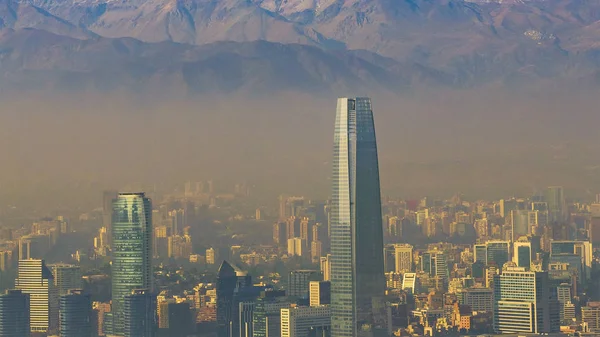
<box><xmin>0</xmin><ymin>88</ymin><xmax>599</xmax><ymax>212</ymax></box>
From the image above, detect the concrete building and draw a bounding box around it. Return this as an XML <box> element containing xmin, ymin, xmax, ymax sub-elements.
<box><xmin>281</xmin><ymin>305</ymin><xmax>331</xmax><ymax>337</ymax></box>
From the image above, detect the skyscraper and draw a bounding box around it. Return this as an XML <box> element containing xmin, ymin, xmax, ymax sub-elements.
<box><xmin>15</xmin><ymin>259</ymin><xmax>58</xmax><ymax>334</ymax></box>
<box><xmin>493</xmin><ymin>267</ymin><xmax>560</xmax><ymax>333</ymax></box>
<box><xmin>511</xmin><ymin>210</ymin><xmax>530</xmax><ymax>242</ymax></box>
<box><xmin>0</xmin><ymin>289</ymin><xmax>30</xmax><ymax>337</ymax></box>
<box><xmin>59</xmin><ymin>289</ymin><xmax>92</xmax><ymax>337</ymax></box>
<box><xmin>546</xmin><ymin>186</ymin><xmax>566</xmax><ymax>224</ymax></box>
<box><xmin>330</xmin><ymin>97</ymin><xmax>387</xmax><ymax>337</ymax></box>
<box><xmin>216</xmin><ymin>261</ymin><xmax>252</xmax><ymax>337</ymax></box>
<box><xmin>111</xmin><ymin>192</ymin><xmax>153</xmax><ymax>336</ymax></box>
<box><xmin>50</xmin><ymin>264</ymin><xmax>82</xmax><ymax>295</ymax></box>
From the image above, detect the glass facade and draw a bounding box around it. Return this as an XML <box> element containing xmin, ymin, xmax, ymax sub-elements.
<box><xmin>123</xmin><ymin>289</ymin><xmax>156</xmax><ymax>337</ymax></box>
<box><xmin>485</xmin><ymin>241</ymin><xmax>510</xmax><ymax>268</ymax></box>
<box><xmin>59</xmin><ymin>290</ymin><xmax>92</xmax><ymax>337</ymax></box>
<box><xmin>111</xmin><ymin>193</ymin><xmax>152</xmax><ymax>336</ymax></box>
<box><xmin>0</xmin><ymin>289</ymin><xmax>30</xmax><ymax>337</ymax></box>
<box><xmin>330</xmin><ymin>97</ymin><xmax>387</xmax><ymax>337</ymax></box>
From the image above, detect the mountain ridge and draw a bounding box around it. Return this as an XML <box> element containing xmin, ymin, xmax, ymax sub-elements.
<box><xmin>1</xmin><ymin>0</ymin><xmax>600</xmax><ymax>94</ymax></box>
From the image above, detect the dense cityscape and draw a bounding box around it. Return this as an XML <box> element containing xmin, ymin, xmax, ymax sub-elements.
<box><xmin>0</xmin><ymin>97</ymin><xmax>598</xmax><ymax>337</ymax></box>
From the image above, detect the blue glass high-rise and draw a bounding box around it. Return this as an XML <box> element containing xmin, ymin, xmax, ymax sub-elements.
<box><xmin>59</xmin><ymin>289</ymin><xmax>92</xmax><ymax>337</ymax></box>
<box><xmin>330</xmin><ymin>97</ymin><xmax>387</xmax><ymax>337</ymax></box>
<box><xmin>111</xmin><ymin>193</ymin><xmax>152</xmax><ymax>336</ymax></box>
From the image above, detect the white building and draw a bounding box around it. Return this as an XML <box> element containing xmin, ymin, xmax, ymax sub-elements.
<box><xmin>15</xmin><ymin>259</ymin><xmax>58</xmax><ymax>334</ymax></box>
<box><xmin>394</xmin><ymin>244</ymin><xmax>413</xmax><ymax>273</ymax></box>
<box><xmin>281</xmin><ymin>305</ymin><xmax>330</xmax><ymax>337</ymax></box>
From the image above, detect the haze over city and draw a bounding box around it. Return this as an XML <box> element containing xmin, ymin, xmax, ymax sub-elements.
<box><xmin>2</xmin><ymin>1</ymin><xmax>600</xmax><ymax>337</ymax></box>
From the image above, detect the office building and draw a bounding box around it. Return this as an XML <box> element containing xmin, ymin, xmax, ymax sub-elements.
<box><xmin>15</xmin><ymin>259</ymin><xmax>58</xmax><ymax>334</ymax></box>
<box><xmin>59</xmin><ymin>289</ymin><xmax>92</xmax><ymax>337</ymax></box>
<box><xmin>546</xmin><ymin>186</ymin><xmax>566</xmax><ymax>224</ymax></box>
<box><xmin>111</xmin><ymin>192</ymin><xmax>153</xmax><ymax>336</ymax></box>
<box><xmin>420</xmin><ymin>250</ymin><xmax>448</xmax><ymax>281</ymax></box>
<box><xmin>253</xmin><ymin>300</ymin><xmax>290</xmax><ymax>337</ymax></box>
<box><xmin>238</xmin><ymin>302</ymin><xmax>255</xmax><ymax>337</ymax></box>
<box><xmin>474</xmin><ymin>244</ymin><xmax>486</xmax><ymax>264</ymax></box>
<box><xmin>216</xmin><ymin>261</ymin><xmax>251</xmax><ymax>337</ymax></box>
<box><xmin>123</xmin><ymin>289</ymin><xmax>156</xmax><ymax>337</ymax></box>
<box><xmin>50</xmin><ymin>264</ymin><xmax>82</xmax><ymax>295</ymax></box>
<box><xmin>551</xmin><ymin>240</ymin><xmax>593</xmax><ymax>281</ymax></box>
<box><xmin>281</xmin><ymin>305</ymin><xmax>331</xmax><ymax>337</ymax></box>
<box><xmin>459</xmin><ymin>287</ymin><xmax>493</xmax><ymax>313</ymax></box>
<box><xmin>402</xmin><ymin>273</ymin><xmax>418</xmax><ymax>294</ymax></box>
<box><xmin>513</xmin><ymin>240</ymin><xmax>532</xmax><ymax>269</ymax></box>
<box><xmin>582</xmin><ymin>302</ymin><xmax>600</xmax><ymax>332</ymax></box>
<box><xmin>383</xmin><ymin>245</ymin><xmax>395</xmax><ymax>273</ymax></box>
<box><xmin>511</xmin><ymin>210</ymin><xmax>530</xmax><ymax>242</ymax></box>
<box><xmin>288</xmin><ymin>270</ymin><xmax>320</xmax><ymax>299</ymax></box>
<box><xmin>330</xmin><ymin>97</ymin><xmax>387</xmax><ymax>337</ymax></box>
<box><xmin>493</xmin><ymin>267</ymin><xmax>559</xmax><ymax>333</ymax></box>
<box><xmin>394</xmin><ymin>244</ymin><xmax>413</xmax><ymax>273</ymax></box>
<box><xmin>157</xmin><ymin>299</ymin><xmax>193</xmax><ymax>337</ymax></box>
<box><xmin>309</xmin><ymin>281</ymin><xmax>331</xmax><ymax>307</ymax></box>
<box><xmin>485</xmin><ymin>241</ymin><xmax>510</xmax><ymax>268</ymax></box>
<box><xmin>0</xmin><ymin>289</ymin><xmax>30</xmax><ymax>337</ymax></box>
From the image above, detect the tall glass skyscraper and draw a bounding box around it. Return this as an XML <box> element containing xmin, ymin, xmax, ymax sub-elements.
<box><xmin>330</xmin><ymin>97</ymin><xmax>387</xmax><ymax>337</ymax></box>
<box><xmin>111</xmin><ymin>193</ymin><xmax>152</xmax><ymax>336</ymax></box>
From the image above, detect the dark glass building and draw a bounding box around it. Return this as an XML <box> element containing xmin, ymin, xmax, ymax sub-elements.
<box><xmin>59</xmin><ymin>289</ymin><xmax>92</xmax><ymax>337</ymax></box>
<box><xmin>0</xmin><ymin>289</ymin><xmax>30</xmax><ymax>337</ymax></box>
<box><xmin>123</xmin><ymin>289</ymin><xmax>156</xmax><ymax>337</ymax></box>
<box><xmin>216</xmin><ymin>261</ymin><xmax>251</xmax><ymax>337</ymax></box>
<box><xmin>111</xmin><ymin>192</ymin><xmax>153</xmax><ymax>336</ymax></box>
<box><xmin>252</xmin><ymin>293</ymin><xmax>289</xmax><ymax>337</ymax></box>
<box><xmin>288</xmin><ymin>270</ymin><xmax>320</xmax><ymax>298</ymax></box>
<box><xmin>330</xmin><ymin>97</ymin><xmax>387</xmax><ymax>337</ymax></box>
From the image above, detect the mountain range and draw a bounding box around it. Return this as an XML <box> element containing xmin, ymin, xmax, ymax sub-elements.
<box><xmin>1</xmin><ymin>0</ymin><xmax>600</xmax><ymax>94</ymax></box>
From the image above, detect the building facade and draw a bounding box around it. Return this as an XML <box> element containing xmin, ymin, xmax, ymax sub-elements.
<box><xmin>111</xmin><ymin>192</ymin><xmax>153</xmax><ymax>336</ymax></box>
<box><xmin>281</xmin><ymin>306</ymin><xmax>331</xmax><ymax>337</ymax></box>
<box><xmin>330</xmin><ymin>97</ymin><xmax>387</xmax><ymax>337</ymax></box>
<box><xmin>493</xmin><ymin>267</ymin><xmax>559</xmax><ymax>333</ymax></box>
<box><xmin>0</xmin><ymin>289</ymin><xmax>30</xmax><ymax>337</ymax></box>
<box><xmin>59</xmin><ymin>289</ymin><xmax>92</xmax><ymax>337</ymax></box>
<box><xmin>123</xmin><ymin>289</ymin><xmax>156</xmax><ymax>337</ymax></box>
<box><xmin>15</xmin><ymin>259</ymin><xmax>58</xmax><ymax>334</ymax></box>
